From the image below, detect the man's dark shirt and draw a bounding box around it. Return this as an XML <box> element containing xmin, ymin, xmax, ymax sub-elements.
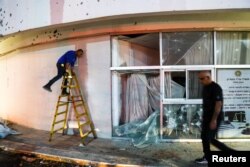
<box><xmin>57</xmin><ymin>50</ymin><xmax>77</xmax><ymax>67</ymax></box>
<box><xmin>202</xmin><ymin>81</ymin><xmax>223</xmax><ymax>125</ymax></box>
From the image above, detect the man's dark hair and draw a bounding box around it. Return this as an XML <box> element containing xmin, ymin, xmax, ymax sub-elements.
<box><xmin>76</xmin><ymin>49</ymin><xmax>83</xmax><ymax>53</ymax></box>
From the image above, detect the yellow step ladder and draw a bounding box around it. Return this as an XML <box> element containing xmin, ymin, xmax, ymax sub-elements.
<box><xmin>49</xmin><ymin>73</ymin><xmax>97</xmax><ymax>145</ymax></box>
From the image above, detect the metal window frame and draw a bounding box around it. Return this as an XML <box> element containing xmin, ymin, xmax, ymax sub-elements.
<box><xmin>110</xmin><ymin>31</ymin><xmax>250</xmax><ymax>142</ymax></box>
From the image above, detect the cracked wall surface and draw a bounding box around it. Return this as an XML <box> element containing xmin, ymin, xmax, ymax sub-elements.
<box><xmin>0</xmin><ymin>35</ymin><xmax>112</xmax><ymax>138</ymax></box>
<box><xmin>1</xmin><ymin>11</ymin><xmax>250</xmax><ymax>57</ymax></box>
<box><xmin>0</xmin><ymin>0</ymin><xmax>250</xmax><ymax>36</ymax></box>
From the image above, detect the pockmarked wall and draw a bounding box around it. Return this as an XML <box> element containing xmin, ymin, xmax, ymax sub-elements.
<box><xmin>0</xmin><ymin>35</ymin><xmax>112</xmax><ymax>138</ymax></box>
<box><xmin>1</xmin><ymin>0</ymin><xmax>250</xmax><ymax>36</ymax></box>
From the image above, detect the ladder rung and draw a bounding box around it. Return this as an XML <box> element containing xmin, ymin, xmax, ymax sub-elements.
<box><xmin>80</xmin><ymin>121</ymin><xmax>90</xmax><ymax>127</ymax></box>
<box><xmin>55</xmin><ymin>111</ymin><xmax>67</xmax><ymax>116</ymax></box>
<box><xmin>53</xmin><ymin>127</ymin><xmax>64</xmax><ymax>133</ymax></box>
<box><xmin>71</xmin><ymin>96</ymin><xmax>82</xmax><ymax>99</ymax></box>
<box><xmin>57</xmin><ymin>102</ymin><xmax>68</xmax><ymax>106</ymax></box>
<box><xmin>60</xmin><ymin>94</ymin><xmax>69</xmax><ymax>97</ymax></box>
<box><xmin>61</xmin><ymin>85</ymin><xmax>77</xmax><ymax>88</ymax></box>
<box><xmin>64</xmin><ymin>76</ymin><xmax>73</xmax><ymax>79</ymax></box>
<box><xmin>72</xmin><ymin>95</ymin><xmax>81</xmax><ymax>98</ymax></box>
<box><xmin>74</xmin><ymin>103</ymin><xmax>83</xmax><ymax>108</ymax></box>
<box><xmin>81</xmin><ymin>130</ymin><xmax>93</xmax><ymax>138</ymax></box>
<box><xmin>54</xmin><ymin>119</ymin><xmax>65</xmax><ymax>125</ymax></box>
<box><xmin>77</xmin><ymin>112</ymin><xmax>86</xmax><ymax>118</ymax></box>
<box><xmin>61</xmin><ymin>85</ymin><xmax>70</xmax><ymax>88</ymax></box>
<box><xmin>72</xmin><ymin>100</ymin><xmax>83</xmax><ymax>103</ymax></box>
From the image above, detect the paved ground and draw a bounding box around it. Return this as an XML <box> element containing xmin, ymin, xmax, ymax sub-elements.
<box><xmin>0</xmin><ymin>124</ymin><xmax>250</xmax><ymax>167</ymax></box>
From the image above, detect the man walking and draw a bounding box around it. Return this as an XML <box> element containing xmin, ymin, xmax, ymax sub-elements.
<box><xmin>43</xmin><ymin>49</ymin><xmax>83</xmax><ymax>95</ymax></box>
<box><xmin>195</xmin><ymin>70</ymin><xmax>235</xmax><ymax>164</ymax></box>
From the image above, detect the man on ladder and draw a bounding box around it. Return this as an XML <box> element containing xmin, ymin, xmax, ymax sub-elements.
<box><xmin>43</xmin><ymin>49</ymin><xmax>96</xmax><ymax>145</ymax></box>
<box><xmin>43</xmin><ymin>49</ymin><xmax>83</xmax><ymax>95</ymax></box>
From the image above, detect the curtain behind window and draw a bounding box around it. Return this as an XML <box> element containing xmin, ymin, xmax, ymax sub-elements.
<box><xmin>217</xmin><ymin>32</ymin><xmax>250</xmax><ymax>64</ymax></box>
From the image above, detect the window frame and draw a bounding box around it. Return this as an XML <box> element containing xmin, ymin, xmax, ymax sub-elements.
<box><xmin>111</xmin><ymin>30</ymin><xmax>250</xmax><ymax>141</ymax></box>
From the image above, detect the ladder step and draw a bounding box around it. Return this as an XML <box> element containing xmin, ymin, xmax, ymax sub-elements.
<box><xmin>64</xmin><ymin>76</ymin><xmax>73</xmax><ymax>79</ymax></box>
<box><xmin>57</xmin><ymin>102</ymin><xmax>68</xmax><ymax>106</ymax></box>
<box><xmin>72</xmin><ymin>95</ymin><xmax>81</xmax><ymax>97</ymax></box>
<box><xmin>71</xmin><ymin>95</ymin><xmax>82</xmax><ymax>98</ymax></box>
<box><xmin>55</xmin><ymin>111</ymin><xmax>67</xmax><ymax>116</ymax></box>
<box><xmin>61</xmin><ymin>85</ymin><xmax>77</xmax><ymax>88</ymax></box>
<box><xmin>53</xmin><ymin>119</ymin><xmax>65</xmax><ymax>125</ymax></box>
<box><xmin>53</xmin><ymin>127</ymin><xmax>64</xmax><ymax>133</ymax></box>
<box><xmin>81</xmin><ymin>130</ymin><xmax>93</xmax><ymax>138</ymax></box>
<box><xmin>80</xmin><ymin>121</ymin><xmax>90</xmax><ymax>127</ymax></box>
<box><xmin>60</xmin><ymin>94</ymin><xmax>69</xmax><ymax>97</ymax></box>
<box><xmin>74</xmin><ymin>103</ymin><xmax>83</xmax><ymax>108</ymax></box>
<box><xmin>76</xmin><ymin>112</ymin><xmax>86</xmax><ymax>118</ymax></box>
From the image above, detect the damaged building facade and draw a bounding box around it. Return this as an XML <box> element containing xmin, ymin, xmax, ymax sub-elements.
<box><xmin>0</xmin><ymin>0</ymin><xmax>250</xmax><ymax>145</ymax></box>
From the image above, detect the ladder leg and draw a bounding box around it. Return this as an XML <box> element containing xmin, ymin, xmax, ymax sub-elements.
<box><xmin>49</xmin><ymin>76</ymin><xmax>70</xmax><ymax>142</ymax></box>
<box><xmin>74</xmin><ymin>75</ymin><xmax>97</xmax><ymax>140</ymax></box>
<box><xmin>62</xmin><ymin>95</ymin><xmax>70</xmax><ymax>135</ymax></box>
<box><xmin>49</xmin><ymin>96</ymin><xmax>63</xmax><ymax>141</ymax></box>
<box><xmin>71</xmin><ymin>75</ymin><xmax>97</xmax><ymax>144</ymax></box>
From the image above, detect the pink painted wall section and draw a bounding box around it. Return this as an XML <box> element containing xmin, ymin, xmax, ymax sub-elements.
<box><xmin>50</xmin><ymin>0</ymin><xmax>65</xmax><ymax>25</ymax></box>
<box><xmin>1</xmin><ymin>0</ymin><xmax>250</xmax><ymax>36</ymax></box>
<box><xmin>0</xmin><ymin>35</ymin><xmax>112</xmax><ymax>138</ymax></box>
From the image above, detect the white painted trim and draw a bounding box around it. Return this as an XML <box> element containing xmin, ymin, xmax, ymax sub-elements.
<box><xmin>160</xmin><ymin>32</ymin><xmax>164</xmax><ymax>139</ymax></box>
<box><xmin>110</xmin><ymin>66</ymin><xmax>160</xmax><ymax>71</ymax></box>
<box><xmin>215</xmin><ymin>65</ymin><xmax>250</xmax><ymax>68</ymax></box>
<box><xmin>161</xmin><ymin>65</ymin><xmax>215</xmax><ymax>70</ymax></box>
<box><xmin>163</xmin><ymin>99</ymin><xmax>202</xmax><ymax>104</ymax></box>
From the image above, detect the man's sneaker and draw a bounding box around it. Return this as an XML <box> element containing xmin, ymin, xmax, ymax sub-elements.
<box><xmin>43</xmin><ymin>85</ymin><xmax>52</xmax><ymax>92</ymax></box>
<box><xmin>195</xmin><ymin>156</ymin><xmax>208</xmax><ymax>164</ymax></box>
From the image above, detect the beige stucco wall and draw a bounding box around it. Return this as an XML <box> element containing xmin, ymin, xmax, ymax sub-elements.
<box><xmin>0</xmin><ymin>35</ymin><xmax>112</xmax><ymax>138</ymax></box>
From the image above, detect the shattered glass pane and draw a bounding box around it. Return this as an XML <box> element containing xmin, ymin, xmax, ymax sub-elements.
<box><xmin>162</xmin><ymin>32</ymin><xmax>213</xmax><ymax>65</ymax></box>
<box><xmin>162</xmin><ymin>104</ymin><xmax>203</xmax><ymax>139</ymax></box>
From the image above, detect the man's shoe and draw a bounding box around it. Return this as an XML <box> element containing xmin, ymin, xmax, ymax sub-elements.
<box><xmin>43</xmin><ymin>85</ymin><xmax>52</xmax><ymax>92</ymax></box>
<box><xmin>195</xmin><ymin>156</ymin><xmax>208</xmax><ymax>164</ymax></box>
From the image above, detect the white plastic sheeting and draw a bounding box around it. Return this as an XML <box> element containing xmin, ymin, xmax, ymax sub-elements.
<box><xmin>114</xmin><ymin>111</ymin><xmax>160</xmax><ymax>148</ymax></box>
<box><xmin>113</xmin><ymin>73</ymin><xmax>203</xmax><ymax>147</ymax></box>
<box><xmin>0</xmin><ymin>123</ymin><xmax>20</xmax><ymax>139</ymax></box>
<box><xmin>114</xmin><ymin>74</ymin><xmax>160</xmax><ymax>148</ymax></box>
<box><xmin>125</xmin><ymin>74</ymin><xmax>149</xmax><ymax>123</ymax></box>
